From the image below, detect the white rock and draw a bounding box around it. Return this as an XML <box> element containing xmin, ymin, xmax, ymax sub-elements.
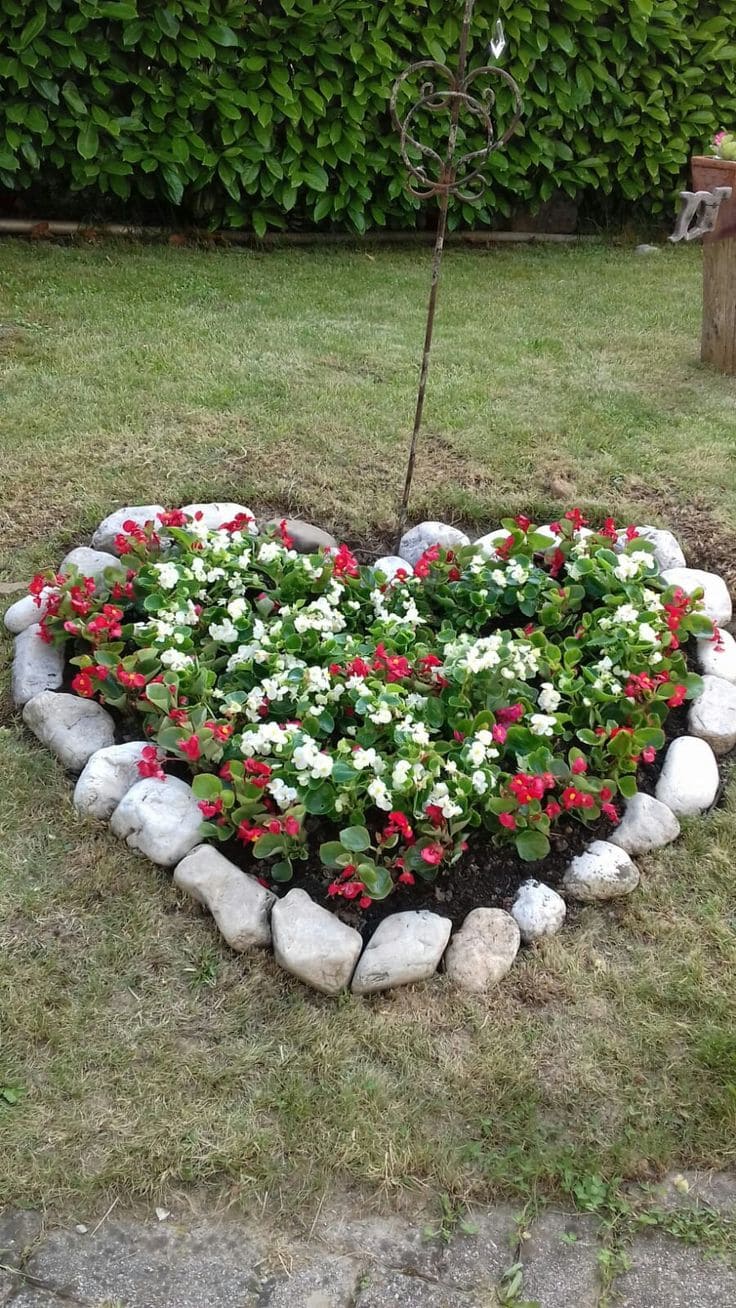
<box><xmin>511</xmin><ymin>880</ymin><xmax>566</xmax><ymax>943</ymax></box>
<box><xmin>688</xmin><ymin>674</ymin><xmax>736</xmax><ymax>756</ymax></box>
<box><xmin>660</xmin><ymin>567</ymin><xmax>732</xmax><ymax>626</ymax></box>
<box><xmin>11</xmin><ymin>625</ymin><xmax>65</xmax><ymax>706</ymax></box>
<box><xmin>271</xmin><ymin>888</ymin><xmax>362</xmax><ymax>995</ymax></box>
<box><xmin>73</xmin><ymin>741</ymin><xmax>148</xmax><ymax>820</ymax></box>
<box><xmin>110</xmin><ymin>776</ymin><xmax>203</xmax><ymax>866</ymax></box>
<box><xmin>91</xmin><ymin>505</ymin><xmax>165</xmax><ymax>553</ymax></box>
<box><xmin>625</xmin><ymin>526</ymin><xmax>686</xmax><ymax>570</ymax></box>
<box><xmin>3</xmin><ymin>591</ymin><xmax>53</xmax><ymax>635</ymax></box>
<box><xmin>444</xmin><ymin>908</ymin><xmax>520</xmax><ymax>993</ymax></box>
<box><xmin>610</xmin><ymin>792</ymin><xmax>681</xmax><ymax>855</ymax></box>
<box><xmin>635</xmin><ymin>243</ymin><xmax>660</xmax><ymax>254</ymax></box>
<box><xmin>22</xmin><ymin>691</ymin><xmax>115</xmax><ymax>771</ymax></box>
<box><xmin>697</xmin><ymin>630</ymin><xmax>736</xmax><ymax>683</ymax></box>
<box><xmin>373</xmin><ymin>555</ymin><xmax>411</xmax><ymax>582</ymax></box>
<box><xmin>59</xmin><ymin>546</ymin><xmax>121</xmax><ymax>589</ymax></box>
<box><xmin>655</xmin><ymin>735</ymin><xmax>720</xmax><ymax>816</ymax></box>
<box><xmin>398</xmin><ymin>521</ymin><xmax>470</xmax><ymax>568</ymax></box>
<box><xmin>174</xmin><ymin>845</ymin><xmax>274</xmax><ymax>950</ymax></box>
<box><xmin>181</xmin><ymin>502</ymin><xmax>253</xmax><ymax>530</ymax></box>
<box><xmin>351</xmin><ymin>910</ymin><xmax>452</xmax><ymax>995</ymax></box>
<box><xmin>563</xmin><ymin>840</ymin><xmax>640</xmax><ymax>902</ymax></box>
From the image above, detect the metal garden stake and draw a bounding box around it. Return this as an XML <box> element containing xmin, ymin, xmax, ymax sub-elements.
<box><xmin>391</xmin><ymin>0</ymin><xmax>523</xmax><ymax>547</ymax></box>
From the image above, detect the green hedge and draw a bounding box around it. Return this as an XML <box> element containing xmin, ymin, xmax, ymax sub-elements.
<box><xmin>1</xmin><ymin>0</ymin><xmax>735</xmax><ymax>231</ymax></box>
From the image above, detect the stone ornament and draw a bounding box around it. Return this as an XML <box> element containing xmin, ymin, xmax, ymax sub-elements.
<box><xmin>5</xmin><ymin>508</ymin><xmax>733</xmax><ymax>996</ymax></box>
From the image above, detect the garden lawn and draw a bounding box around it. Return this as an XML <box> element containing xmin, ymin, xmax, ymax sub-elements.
<box><xmin>1</xmin><ymin>239</ymin><xmax>736</xmax><ymax>1217</ymax></box>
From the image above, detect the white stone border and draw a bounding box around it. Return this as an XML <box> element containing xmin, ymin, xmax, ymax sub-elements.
<box><xmin>5</xmin><ymin>510</ymin><xmax>735</xmax><ymax>996</ymax></box>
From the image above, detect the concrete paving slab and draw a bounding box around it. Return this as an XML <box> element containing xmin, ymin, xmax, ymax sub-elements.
<box><xmin>438</xmin><ymin>1206</ymin><xmax>517</xmax><ymax>1290</ymax></box>
<box><xmin>615</xmin><ymin>1233</ymin><xmax>736</xmax><ymax>1307</ymax></box>
<box><xmin>354</xmin><ymin>1269</ymin><xmax>485</xmax><ymax>1306</ymax></box>
<box><xmin>258</xmin><ymin>1254</ymin><xmax>360</xmax><ymax>1306</ymax></box>
<box><xmin>519</xmin><ymin>1211</ymin><xmax>601</xmax><ymax>1308</ymax></box>
<box><xmin>26</xmin><ymin>1217</ymin><xmax>266</xmax><ymax>1308</ymax></box>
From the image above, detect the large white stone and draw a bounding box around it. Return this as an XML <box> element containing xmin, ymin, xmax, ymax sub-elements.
<box><xmin>73</xmin><ymin>741</ymin><xmax>148</xmax><ymax>820</ymax></box>
<box><xmin>398</xmin><ymin>521</ymin><xmax>470</xmax><ymax>568</ymax></box>
<box><xmin>271</xmin><ymin>888</ymin><xmax>362</xmax><ymax>995</ymax></box>
<box><xmin>660</xmin><ymin>567</ymin><xmax>732</xmax><ymax>626</ymax></box>
<box><xmin>264</xmin><ymin>517</ymin><xmax>337</xmax><ymax>553</ymax></box>
<box><xmin>350</xmin><ymin>910</ymin><xmax>452</xmax><ymax>995</ymax></box>
<box><xmin>373</xmin><ymin>555</ymin><xmax>411</xmax><ymax>582</ymax></box>
<box><xmin>688</xmin><ymin>674</ymin><xmax>736</xmax><ymax>756</ymax></box>
<box><xmin>110</xmin><ymin>776</ymin><xmax>203</xmax><ymax>866</ymax></box>
<box><xmin>174</xmin><ymin>845</ymin><xmax>275</xmax><ymax>950</ymax></box>
<box><xmin>623</xmin><ymin>526</ymin><xmax>686</xmax><ymax>571</ymax></box>
<box><xmin>181</xmin><ymin>502</ymin><xmax>254</xmax><ymax>530</ymax></box>
<box><xmin>563</xmin><ymin>840</ymin><xmax>640</xmax><ymax>902</ymax></box>
<box><xmin>655</xmin><ymin>736</ymin><xmax>720</xmax><ymax>816</ymax></box>
<box><xmin>22</xmin><ymin>691</ymin><xmax>115</xmax><ymax>772</ymax></box>
<box><xmin>511</xmin><ymin>880</ymin><xmax>566</xmax><ymax>943</ymax></box>
<box><xmin>610</xmin><ymin>792</ymin><xmax>681</xmax><ymax>856</ymax></box>
<box><xmin>697</xmin><ymin>630</ymin><xmax>736</xmax><ymax>684</ymax></box>
<box><xmin>11</xmin><ymin>625</ymin><xmax>65</xmax><ymax>706</ymax></box>
<box><xmin>59</xmin><ymin>546</ymin><xmax>121</xmax><ymax>589</ymax></box>
<box><xmin>444</xmin><ymin>908</ymin><xmax>520</xmax><ymax>993</ymax></box>
<box><xmin>91</xmin><ymin>505</ymin><xmax>165</xmax><ymax>553</ymax></box>
<box><xmin>3</xmin><ymin>591</ymin><xmax>53</xmax><ymax>635</ymax></box>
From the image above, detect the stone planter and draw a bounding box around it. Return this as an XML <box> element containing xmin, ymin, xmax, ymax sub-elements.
<box><xmin>691</xmin><ymin>155</ymin><xmax>736</xmax><ymax>240</ymax></box>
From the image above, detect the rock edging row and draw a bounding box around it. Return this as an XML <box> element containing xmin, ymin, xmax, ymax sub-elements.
<box><xmin>5</xmin><ymin>509</ymin><xmax>734</xmax><ymax>997</ymax></box>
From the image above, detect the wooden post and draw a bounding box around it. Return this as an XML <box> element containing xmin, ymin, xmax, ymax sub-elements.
<box><xmin>702</xmin><ymin>237</ymin><xmax>736</xmax><ymax>374</ymax></box>
<box><xmin>691</xmin><ymin>156</ymin><xmax>736</xmax><ymax>375</ymax></box>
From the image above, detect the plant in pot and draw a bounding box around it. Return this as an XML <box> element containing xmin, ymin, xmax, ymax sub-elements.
<box><xmin>690</xmin><ymin>131</ymin><xmax>736</xmax><ymax>241</ymax></box>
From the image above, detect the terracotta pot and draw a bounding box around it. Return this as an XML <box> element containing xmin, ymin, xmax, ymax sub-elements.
<box><xmin>691</xmin><ymin>155</ymin><xmax>736</xmax><ymax>240</ymax></box>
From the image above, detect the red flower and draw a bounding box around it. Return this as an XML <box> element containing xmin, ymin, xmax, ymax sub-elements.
<box><xmin>341</xmin><ymin>880</ymin><xmax>366</xmax><ymax>900</ymax></box>
<box><xmin>331</xmin><ymin>543</ymin><xmax>360</xmax><ymax>579</ymax></box>
<box><xmin>137</xmin><ymin>745</ymin><xmax>166</xmax><ymax>781</ymax></box>
<box><xmin>71</xmin><ymin>671</ymin><xmax>95</xmax><ymax>698</ymax></box>
<box><xmin>384</xmin><ymin>810</ymin><xmax>414</xmax><ymax>843</ymax></box>
<box><xmin>398</xmin><ymin>870</ymin><xmax>415</xmax><ymax>886</ymax></box>
<box><xmin>599</xmin><ymin>786</ymin><xmax>613</xmax><ymax>802</ymax></box>
<box><xmin>571</xmin><ymin>757</ymin><xmax>587</xmax><ymax>775</ymax></box>
<box><xmin>244</xmin><ymin>758</ymin><xmax>272</xmax><ymax>787</ymax></box>
<box><xmin>158</xmin><ymin>508</ymin><xmax>188</xmax><ymax>527</ymax></box>
<box><xmin>600</xmin><ymin>517</ymin><xmax>618</xmax><ymax>543</ymax></box>
<box><xmin>496</xmin><ymin>702</ymin><xmax>524</xmax><ymax>725</ymax></box>
<box><xmin>283</xmin><ymin>815</ymin><xmax>300</xmax><ymax>836</ymax></box>
<box><xmin>623</xmin><ymin>525</ymin><xmax>639</xmax><ymax>541</ymax></box>
<box><xmin>424</xmin><ymin>804</ymin><xmax>445</xmax><ymax>828</ymax></box>
<box><xmin>420</xmin><ymin>843</ymin><xmax>443</xmax><ymax>866</ymax></box>
<box><xmin>117</xmin><ymin>664</ymin><xmax>146</xmax><ymax>691</ymax></box>
<box><xmin>601</xmin><ymin>802</ymin><xmax>620</xmax><ymax>824</ymax></box>
<box><xmin>641</xmin><ymin>746</ymin><xmax>657</xmax><ymax>764</ymax></box>
<box><xmin>514</xmin><ymin>514</ymin><xmax>531</xmax><ymax>531</ymax></box>
<box><xmin>549</xmin><ymin>547</ymin><xmax>565</xmax><ymax>579</ymax></box>
<box><xmin>277</xmin><ymin>518</ymin><xmax>294</xmax><ymax>548</ymax></box>
<box><xmin>498</xmin><ymin>812</ymin><xmax>516</xmax><ymax>830</ymax></box>
<box><xmin>667</xmin><ymin>684</ymin><xmax>687</xmax><ymax>708</ymax></box>
<box><xmin>236</xmin><ymin>819</ymin><xmax>265</xmax><ymax>843</ymax></box>
<box><xmin>491</xmin><ymin>723</ymin><xmax>507</xmax><ymax>744</ymax></box>
<box><xmin>178</xmin><ymin>734</ymin><xmax>202</xmax><ymax>761</ymax></box>
<box><xmin>198</xmin><ymin>798</ymin><xmax>223</xmax><ymax>819</ymax></box>
<box><xmin>564</xmin><ymin>507</ymin><xmax>588</xmax><ymax>530</ymax></box>
<box><xmin>545</xmin><ymin>800</ymin><xmax>562</xmax><ymax>819</ymax></box>
<box><xmin>413</xmin><ymin>544</ymin><xmax>441</xmax><ymax>579</ymax></box>
<box><xmin>205</xmin><ymin>720</ymin><xmax>234</xmax><ymax>742</ymax></box>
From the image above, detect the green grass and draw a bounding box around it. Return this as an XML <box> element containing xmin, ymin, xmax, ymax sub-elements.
<box><xmin>1</xmin><ymin>239</ymin><xmax>736</xmax><ymax>1217</ymax></box>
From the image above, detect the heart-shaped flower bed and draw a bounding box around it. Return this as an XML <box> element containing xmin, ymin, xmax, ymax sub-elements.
<box><xmin>21</xmin><ymin>506</ymin><xmax>716</xmax><ymax>917</ymax></box>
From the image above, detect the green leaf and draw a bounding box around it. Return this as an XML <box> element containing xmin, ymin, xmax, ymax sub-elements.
<box><xmin>17</xmin><ymin>11</ymin><xmax>47</xmax><ymax>50</ymax></box>
<box><xmin>339</xmin><ymin>825</ymin><xmax>371</xmax><ymax>852</ymax></box>
<box><xmin>320</xmin><ymin>840</ymin><xmax>349</xmax><ymax>869</ymax></box>
<box><xmin>515</xmin><ymin>829</ymin><xmax>550</xmax><ymax>862</ymax></box>
<box><xmin>270</xmin><ymin>859</ymin><xmax>293</xmax><ymax>882</ymax></box>
<box><xmin>207</xmin><ymin>23</ymin><xmax>238</xmax><ymax>47</ymax></box>
<box><xmin>252</xmin><ymin>833</ymin><xmax>283</xmax><ymax>858</ymax></box>
<box><xmin>77</xmin><ymin>122</ymin><xmax>99</xmax><ymax>159</ymax></box>
<box><xmin>191</xmin><ymin>774</ymin><xmax>222</xmax><ymax>800</ymax></box>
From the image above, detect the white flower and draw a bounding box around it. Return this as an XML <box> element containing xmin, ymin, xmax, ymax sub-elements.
<box><xmin>153</xmin><ymin>562</ymin><xmax>180</xmax><ymax>590</ymax></box>
<box><xmin>268</xmin><ymin>778</ymin><xmax>298</xmax><ymax>809</ymax></box>
<box><xmin>367</xmin><ymin>778</ymin><xmax>392</xmax><ymax>810</ymax></box>
<box><xmin>529</xmin><ymin>713</ymin><xmax>556</xmax><ymax>737</ymax></box>
<box><xmin>209</xmin><ymin>618</ymin><xmax>239</xmax><ymax>644</ymax></box>
<box><xmin>258</xmin><ymin>541</ymin><xmax>281</xmax><ymax>564</ymax></box>
<box><xmin>538</xmin><ymin>682</ymin><xmax>561</xmax><ymax>712</ymax></box>
<box><xmin>227</xmin><ymin>596</ymin><xmax>249</xmax><ymax>620</ymax></box>
<box><xmin>369</xmin><ymin>704</ymin><xmax>393</xmax><ymax>725</ymax></box>
<box><xmin>471</xmin><ymin>770</ymin><xmax>488</xmax><ymax>795</ymax></box>
<box><xmin>615</xmin><ymin>604</ymin><xmax>639</xmax><ymax>626</ymax></box>
<box><xmin>159</xmin><ymin>649</ymin><xmax>194</xmax><ymax>670</ymax></box>
<box><xmin>311</xmin><ymin>752</ymin><xmax>333</xmax><ymax>779</ymax></box>
<box><xmin>638</xmin><ymin>622</ymin><xmax>659</xmax><ymax>644</ymax></box>
<box><xmin>467</xmin><ymin>740</ymin><xmax>487</xmax><ymax>766</ymax></box>
<box><xmin>353</xmin><ymin>747</ymin><xmax>381</xmax><ymax>772</ymax></box>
